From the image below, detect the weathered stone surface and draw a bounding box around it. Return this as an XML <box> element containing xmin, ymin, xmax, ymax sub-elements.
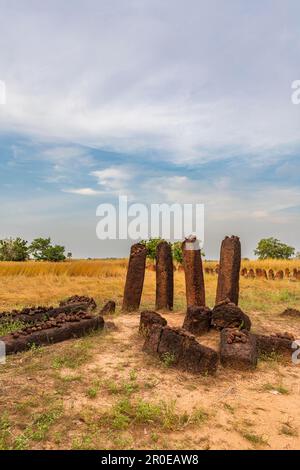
<box><xmin>122</xmin><ymin>243</ymin><xmax>147</xmax><ymax>311</ymax></box>
<box><xmin>182</xmin><ymin>306</ymin><xmax>211</xmax><ymax>335</ymax></box>
<box><xmin>143</xmin><ymin>325</ymin><xmax>218</xmax><ymax>375</ymax></box>
<box><xmin>255</xmin><ymin>332</ymin><xmax>294</xmax><ymax>356</ymax></box>
<box><xmin>211</xmin><ymin>299</ymin><xmax>251</xmax><ymax>331</ymax></box>
<box><xmin>2</xmin><ymin>314</ymin><xmax>104</xmax><ymax>355</ymax></box>
<box><xmin>220</xmin><ymin>328</ymin><xmax>257</xmax><ymax>370</ymax></box>
<box><xmin>155</xmin><ymin>241</ymin><xmax>173</xmax><ymax>310</ymax></box>
<box><xmin>59</xmin><ymin>295</ymin><xmax>97</xmax><ymax>310</ymax></box>
<box><xmin>0</xmin><ymin>303</ymin><xmax>91</xmax><ymax>324</ymax></box>
<box><xmin>216</xmin><ymin>236</ymin><xmax>241</xmax><ymax>305</ymax></box>
<box><xmin>100</xmin><ymin>300</ymin><xmax>116</xmax><ymax>315</ymax></box>
<box><xmin>142</xmin><ymin>323</ymin><xmax>164</xmax><ymax>354</ymax></box>
<box><xmin>182</xmin><ymin>236</ymin><xmax>205</xmax><ymax>308</ymax></box>
<box><xmin>139</xmin><ymin>310</ymin><xmax>167</xmax><ymax>336</ymax></box>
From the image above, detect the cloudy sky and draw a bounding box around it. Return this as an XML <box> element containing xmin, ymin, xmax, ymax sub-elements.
<box><xmin>0</xmin><ymin>0</ymin><xmax>299</xmax><ymax>258</ymax></box>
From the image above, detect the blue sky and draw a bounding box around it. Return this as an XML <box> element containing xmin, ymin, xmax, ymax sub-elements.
<box><xmin>0</xmin><ymin>0</ymin><xmax>300</xmax><ymax>258</ymax></box>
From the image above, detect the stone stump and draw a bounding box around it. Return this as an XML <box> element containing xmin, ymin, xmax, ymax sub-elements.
<box><xmin>241</xmin><ymin>268</ymin><xmax>247</xmax><ymax>277</ymax></box>
<box><xmin>211</xmin><ymin>299</ymin><xmax>251</xmax><ymax>331</ymax></box>
<box><xmin>122</xmin><ymin>243</ymin><xmax>147</xmax><ymax>311</ymax></box>
<box><xmin>285</xmin><ymin>268</ymin><xmax>290</xmax><ymax>278</ymax></box>
<box><xmin>182</xmin><ymin>237</ymin><xmax>205</xmax><ymax>308</ymax></box>
<box><xmin>139</xmin><ymin>310</ymin><xmax>167</xmax><ymax>336</ymax></box>
<box><xmin>268</xmin><ymin>269</ymin><xmax>275</xmax><ymax>280</ymax></box>
<box><xmin>275</xmin><ymin>270</ymin><xmax>284</xmax><ymax>280</ymax></box>
<box><xmin>155</xmin><ymin>241</ymin><xmax>174</xmax><ymax>310</ymax></box>
<box><xmin>248</xmin><ymin>269</ymin><xmax>255</xmax><ymax>279</ymax></box>
<box><xmin>100</xmin><ymin>300</ymin><xmax>116</xmax><ymax>315</ymax></box>
<box><xmin>262</xmin><ymin>269</ymin><xmax>268</xmax><ymax>279</ymax></box>
<box><xmin>215</xmin><ymin>236</ymin><xmax>241</xmax><ymax>305</ymax></box>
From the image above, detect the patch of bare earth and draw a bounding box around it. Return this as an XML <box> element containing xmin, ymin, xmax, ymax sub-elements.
<box><xmin>1</xmin><ymin>308</ymin><xmax>300</xmax><ymax>450</ymax></box>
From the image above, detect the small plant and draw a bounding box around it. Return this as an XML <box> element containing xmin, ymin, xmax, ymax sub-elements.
<box><xmin>262</xmin><ymin>383</ymin><xmax>289</xmax><ymax>395</ymax></box>
<box><xmin>86</xmin><ymin>386</ymin><xmax>98</xmax><ymax>399</ymax></box>
<box><xmin>0</xmin><ymin>319</ymin><xmax>24</xmax><ymax>337</ymax></box>
<box><xmin>161</xmin><ymin>352</ymin><xmax>176</xmax><ymax>368</ymax></box>
<box><xmin>242</xmin><ymin>431</ymin><xmax>268</xmax><ymax>446</ymax></box>
<box><xmin>259</xmin><ymin>351</ymin><xmax>283</xmax><ymax>363</ymax></box>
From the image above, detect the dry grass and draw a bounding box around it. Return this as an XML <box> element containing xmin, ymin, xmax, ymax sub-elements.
<box><xmin>0</xmin><ymin>258</ymin><xmax>298</xmax><ymax>278</ymax></box>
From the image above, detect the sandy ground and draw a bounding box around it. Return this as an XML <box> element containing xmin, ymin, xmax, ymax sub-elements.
<box><xmin>1</xmin><ymin>307</ymin><xmax>299</xmax><ymax>450</ymax></box>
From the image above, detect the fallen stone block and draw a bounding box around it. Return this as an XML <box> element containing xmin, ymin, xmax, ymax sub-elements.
<box><xmin>143</xmin><ymin>325</ymin><xmax>218</xmax><ymax>375</ymax></box>
<box><xmin>1</xmin><ymin>314</ymin><xmax>105</xmax><ymax>355</ymax></box>
<box><xmin>182</xmin><ymin>306</ymin><xmax>211</xmax><ymax>335</ymax></box>
<box><xmin>0</xmin><ymin>303</ymin><xmax>92</xmax><ymax>324</ymax></box>
<box><xmin>255</xmin><ymin>332</ymin><xmax>295</xmax><ymax>357</ymax></box>
<box><xmin>59</xmin><ymin>295</ymin><xmax>97</xmax><ymax>310</ymax></box>
<box><xmin>211</xmin><ymin>299</ymin><xmax>251</xmax><ymax>331</ymax></box>
<box><xmin>220</xmin><ymin>328</ymin><xmax>257</xmax><ymax>370</ymax></box>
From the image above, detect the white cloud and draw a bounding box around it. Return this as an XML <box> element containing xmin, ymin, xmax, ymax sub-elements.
<box><xmin>62</xmin><ymin>187</ymin><xmax>103</xmax><ymax>196</ymax></box>
<box><xmin>0</xmin><ymin>1</ymin><xmax>299</xmax><ymax>163</ymax></box>
<box><xmin>91</xmin><ymin>166</ymin><xmax>134</xmax><ymax>196</ymax></box>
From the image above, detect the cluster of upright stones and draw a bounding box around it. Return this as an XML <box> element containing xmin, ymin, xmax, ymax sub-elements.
<box><xmin>182</xmin><ymin>236</ymin><xmax>205</xmax><ymax>308</ymax></box>
<box><xmin>215</xmin><ymin>235</ymin><xmax>241</xmax><ymax>305</ymax></box>
<box><xmin>122</xmin><ymin>243</ymin><xmax>147</xmax><ymax>312</ymax></box>
<box><xmin>122</xmin><ymin>241</ymin><xmax>174</xmax><ymax>312</ymax></box>
<box><xmin>122</xmin><ymin>234</ymin><xmax>242</xmax><ymax>313</ymax></box>
<box><xmin>155</xmin><ymin>241</ymin><xmax>174</xmax><ymax>310</ymax></box>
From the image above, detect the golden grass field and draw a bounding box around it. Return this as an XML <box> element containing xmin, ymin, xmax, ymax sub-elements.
<box><xmin>0</xmin><ymin>258</ymin><xmax>300</xmax><ymax>450</ymax></box>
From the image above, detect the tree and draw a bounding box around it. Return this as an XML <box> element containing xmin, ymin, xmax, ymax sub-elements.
<box><xmin>172</xmin><ymin>241</ymin><xmax>183</xmax><ymax>264</ymax></box>
<box><xmin>140</xmin><ymin>238</ymin><xmax>163</xmax><ymax>261</ymax></box>
<box><xmin>29</xmin><ymin>237</ymin><xmax>66</xmax><ymax>262</ymax></box>
<box><xmin>0</xmin><ymin>238</ymin><xmax>29</xmax><ymax>261</ymax></box>
<box><xmin>67</xmin><ymin>252</ymin><xmax>72</xmax><ymax>260</ymax></box>
<box><xmin>254</xmin><ymin>238</ymin><xmax>295</xmax><ymax>260</ymax></box>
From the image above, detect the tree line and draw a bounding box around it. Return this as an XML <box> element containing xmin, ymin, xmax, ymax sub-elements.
<box><xmin>0</xmin><ymin>237</ymin><xmax>72</xmax><ymax>262</ymax></box>
<box><xmin>0</xmin><ymin>236</ymin><xmax>298</xmax><ymax>262</ymax></box>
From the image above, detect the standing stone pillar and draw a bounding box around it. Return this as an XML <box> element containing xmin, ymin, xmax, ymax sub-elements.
<box><xmin>215</xmin><ymin>235</ymin><xmax>241</xmax><ymax>305</ymax></box>
<box><xmin>182</xmin><ymin>237</ymin><xmax>205</xmax><ymax>308</ymax></box>
<box><xmin>155</xmin><ymin>241</ymin><xmax>173</xmax><ymax>310</ymax></box>
<box><xmin>122</xmin><ymin>243</ymin><xmax>147</xmax><ymax>311</ymax></box>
